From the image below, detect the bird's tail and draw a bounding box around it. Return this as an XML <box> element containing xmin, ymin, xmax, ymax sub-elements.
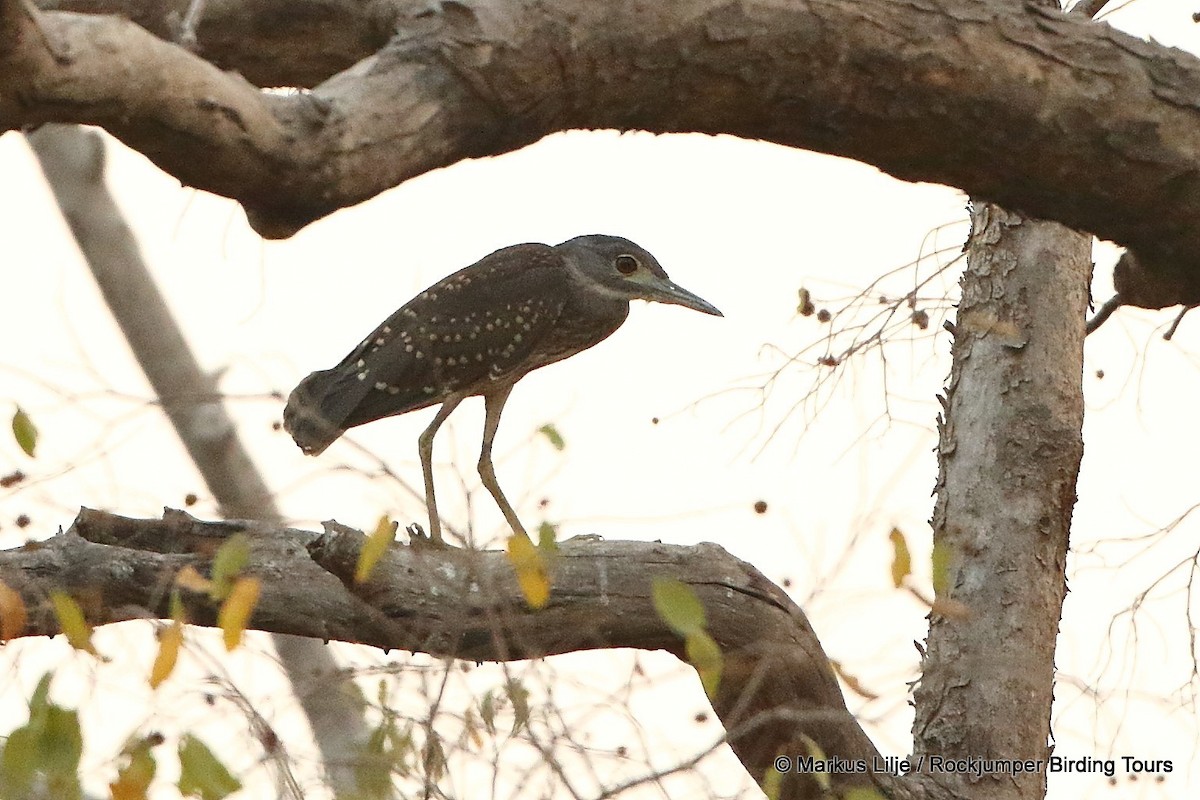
<box><xmin>283</xmin><ymin>369</ymin><xmax>349</xmax><ymax>456</ymax></box>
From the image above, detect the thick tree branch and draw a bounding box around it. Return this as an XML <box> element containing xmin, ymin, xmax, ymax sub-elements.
<box><xmin>6</xmin><ymin>0</ymin><xmax>1200</xmax><ymax>304</ymax></box>
<box><xmin>0</xmin><ymin>509</ymin><xmax>957</xmax><ymax>800</ymax></box>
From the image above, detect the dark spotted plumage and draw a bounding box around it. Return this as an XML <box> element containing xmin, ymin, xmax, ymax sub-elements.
<box><xmin>284</xmin><ymin>234</ymin><xmax>721</xmax><ymax>543</ymax></box>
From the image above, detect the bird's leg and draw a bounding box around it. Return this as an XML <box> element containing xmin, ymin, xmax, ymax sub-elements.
<box><xmin>479</xmin><ymin>385</ymin><xmax>529</xmax><ymax>539</ymax></box>
<box><xmin>416</xmin><ymin>396</ymin><xmax>462</xmax><ymax>545</ymax></box>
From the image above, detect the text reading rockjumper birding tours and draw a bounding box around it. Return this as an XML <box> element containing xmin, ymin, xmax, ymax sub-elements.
<box><xmin>773</xmin><ymin>754</ymin><xmax>1172</xmax><ymax>779</ymax></box>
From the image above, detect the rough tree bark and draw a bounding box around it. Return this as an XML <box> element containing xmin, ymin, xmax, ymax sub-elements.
<box><xmin>1</xmin><ymin>0</ymin><xmax>1199</xmax><ymax>309</ymax></box>
<box><xmin>0</xmin><ymin>509</ymin><xmax>931</xmax><ymax>800</ymax></box>
<box><xmin>0</xmin><ymin>0</ymin><xmax>1142</xmax><ymax>798</ymax></box>
<box><xmin>914</xmin><ymin>207</ymin><xmax>1088</xmax><ymax>799</ymax></box>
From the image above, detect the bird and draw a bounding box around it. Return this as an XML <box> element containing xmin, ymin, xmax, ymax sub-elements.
<box><xmin>283</xmin><ymin>234</ymin><xmax>722</xmax><ymax>545</ymax></box>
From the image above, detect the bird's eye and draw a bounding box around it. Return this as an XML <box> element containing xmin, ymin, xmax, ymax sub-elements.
<box><xmin>615</xmin><ymin>255</ymin><xmax>639</xmax><ymax>275</ymax></box>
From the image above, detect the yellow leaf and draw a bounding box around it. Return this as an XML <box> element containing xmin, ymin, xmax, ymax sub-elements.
<box><xmin>174</xmin><ymin>565</ymin><xmax>213</xmax><ymax>593</ymax></box>
<box><xmin>218</xmin><ymin>577</ymin><xmax>260</xmax><ymax>651</ymax></box>
<box><xmin>685</xmin><ymin>630</ymin><xmax>723</xmax><ymax>699</ymax></box>
<box><xmin>798</xmin><ymin>734</ymin><xmax>831</xmax><ymax>791</ymax></box>
<box><xmin>150</xmin><ymin>619</ymin><xmax>183</xmax><ymax>689</ymax></box>
<box><xmin>506</xmin><ymin>534</ymin><xmax>550</xmax><ymax>609</ymax></box>
<box><xmin>888</xmin><ymin>528</ymin><xmax>911</xmax><ymax>588</ymax></box>
<box><xmin>50</xmin><ymin>592</ymin><xmax>96</xmax><ymax>655</ymax></box>
<box><xmin>356</xmin><ymin>516</ymin><xmax>397</xmax><ymax>584</ymax></box>
<box><xmin>11</xmin><ymin>407</ymin><xmax>37</xmax><ymax>457</ymax></box>
<box><xmin>0</xmin><ymin>580</ymin><xmax>27</xmax><ymax>641</ymax></box>
<box><xmin>761</xmin><ymin>762</ymin><xmax>784</xmax><ymax>800</ymax></box>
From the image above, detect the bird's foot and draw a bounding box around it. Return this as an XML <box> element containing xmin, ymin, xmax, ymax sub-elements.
<box><xmin>565</xmin><ymin>533</ymin><xmax>604</xmax><ymax>544</ymax></box>
<box><xmin>406</xmin><ymin>523</ymin><xmax>454</xmax><ymax>549</ymax></box>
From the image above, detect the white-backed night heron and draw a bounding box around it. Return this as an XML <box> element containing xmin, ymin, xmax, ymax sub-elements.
<box><xmin>283</xmin><ymin>234</ymin><xmax>722</xmax><ymax>543</ymax></box>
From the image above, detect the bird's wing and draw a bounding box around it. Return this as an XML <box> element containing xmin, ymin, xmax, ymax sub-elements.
<box><xmin>318</xmin><ymin>244</ymin><xmax>573</xmax><ymax>429</ymax></box>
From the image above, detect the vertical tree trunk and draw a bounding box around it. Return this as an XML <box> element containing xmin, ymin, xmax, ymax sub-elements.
<box><xmin>913</xmin><ymin>203</ymin><xmax>1089</xmax><ymax>799</ymax></box>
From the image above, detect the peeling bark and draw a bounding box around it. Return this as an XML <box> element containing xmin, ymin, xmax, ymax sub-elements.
<box><xmin>914</xmin><ymin>204</ymin><xmax>1087</xmax><ymax>798</ymax></box>
<box><xmin>4</xmin><ymin>0</ymin><xmax>1200</xmax><ymax>305</ymax></box>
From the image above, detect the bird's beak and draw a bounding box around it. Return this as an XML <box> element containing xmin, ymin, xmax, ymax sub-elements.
<box><xmin>645</xmin><ymin>278</ymin><xmax>724</xmax><ymax>317</ymax></box>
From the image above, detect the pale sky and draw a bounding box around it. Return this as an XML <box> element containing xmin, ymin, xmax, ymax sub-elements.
<box><xmin>2</xmin><ymin>2</ymin><xmax>1200</xmax><ymax>797</ymax></box>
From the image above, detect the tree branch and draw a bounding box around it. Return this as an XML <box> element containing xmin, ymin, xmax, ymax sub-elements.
<box><xmin>23</xmin><ymin>122</ymin><xmax>370</xmax><ymax>796</ymax></box>
<box><xmin>6</xmin><ymin>0</ymin><xmax>1200</xmax><ymax>306</ymax></box>
<box><xmin>0</xmin><ymin>508</ymin><xmax>955</xmax><ymax>800</ymax></box>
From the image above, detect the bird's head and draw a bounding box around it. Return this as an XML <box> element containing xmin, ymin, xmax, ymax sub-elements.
<box><xmin>556</xmin><ymin>234</ymin><xmax>723</xmax><ymax>317</ymax></box>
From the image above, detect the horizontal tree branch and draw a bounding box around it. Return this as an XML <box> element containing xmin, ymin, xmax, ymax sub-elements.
<box><xmin>6</xmin><ymin>0</ymin><xmax>1200</xmax><ymax>304</ymax></box>
<box><xmin>0</xmin><ymin>508</ymin><xmax>947</xmax><ymax>800</ymax></box>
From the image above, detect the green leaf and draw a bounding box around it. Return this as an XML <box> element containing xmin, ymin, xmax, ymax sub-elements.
<box><xmin>480</xmin><ymin>691</ymin><xmax>496</xmax><ymax>736</ymax></box>
<box><xmin>356</xmin><ymin>718</ymin><xmax>400</xmax><ymax>799</ymax></box>
<box><xmin>41</xmin><ymin>705</ymin><xmax>83</xmax><ymax>777</ymax></box>
<box><xmin>0</xmin><ymin>673</ymin><xmax>83</xmax><ymax>800</ymax></box>
<box><xmin>209</xmin><ymin>534</ymin><xmax>250</xmax><ymax>600</ymax></box>
<box><xmin>537</xmin><ymin>423</ymin><xmax>565</xmax><ymax>451</ymax></box>
<box><xmin>685</xmin><ymin>630</ymin><xmax>723</xmax><ymax>699</ymax></box>
<box><xmin>651</xmin><ymin>577</ymin><xmax>706</xmax><ymax>636</ymax></box>
<box><xmin>178</xmin><ymin>735</ymin><xmax>241</xmax><ymax>800</ymax></box>
<box><xmin>505</xmin><ymin>679</ymin><xmax>530</xmax><ymax>735</ymax></box>
<box><xmin>2</xmin><ymin>726</ymin><xmax>37</xmax><ymax>793</ymax></box>
<box><xmin>931</xmin><ymin>539</ymin><xmax>953</xmax><ymax>597</ymax></box>
<box><xmin>11</xmin><ymin>407</ymin><xmax>37</xmax><ymax>457</ymax></box>
<box><xmin>537</xmin><ymin>521</ymin><xmax>558</xmax><ymax>554</ymax></box>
